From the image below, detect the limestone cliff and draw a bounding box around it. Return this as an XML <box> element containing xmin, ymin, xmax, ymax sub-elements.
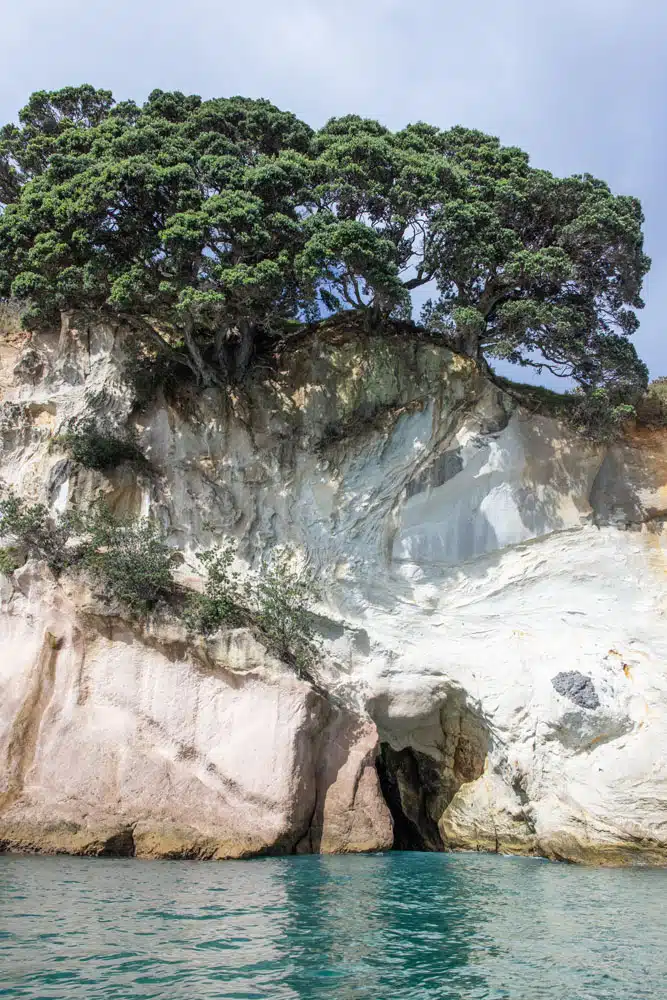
<box><xmin>1</xmin><ymin>315</ymin><xmax>666</xmax><ymax>864</ymax></box>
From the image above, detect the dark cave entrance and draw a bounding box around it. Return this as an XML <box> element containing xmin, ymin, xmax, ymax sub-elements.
<box><xmin>375</xmin><ymin>700</ymin><xmax>490</xmax><ymax>851</ymax></box>
<box><xmin>376</xmin><ymin>743</ymin><xmax>445</xmax><ymax>851</ymax></box>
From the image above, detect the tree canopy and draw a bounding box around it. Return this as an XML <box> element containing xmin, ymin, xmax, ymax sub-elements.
<box><xmin>0</xmin><ymin>85</ymin><xmax>651</xmax><ymax>395</ymax></box>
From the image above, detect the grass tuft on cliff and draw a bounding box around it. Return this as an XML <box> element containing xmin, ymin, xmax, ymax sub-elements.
<box><xmin>494</xmin><ymin>375</ymin><xmax>645</xmax><ymax>442</ymax></box>
<box><xmin>635</xmin><ymin>378</ymin><xmax>667</xmax><ymax>427</ymax></box>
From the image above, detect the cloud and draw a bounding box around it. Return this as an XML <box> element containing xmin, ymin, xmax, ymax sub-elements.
<box><xmin>2</xmin><ymin>0</ymin><xmax>666</xmax><ymax>377</ymax></box>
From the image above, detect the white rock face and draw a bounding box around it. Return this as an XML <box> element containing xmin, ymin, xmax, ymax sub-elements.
<box><xmin>1</xmin><ymin>314</ymin><xmax>667</xmax><ymax>863</ymax></box>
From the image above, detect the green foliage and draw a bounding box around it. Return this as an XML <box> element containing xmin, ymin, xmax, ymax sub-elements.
<box><xmin>185</xmin><ymin>541</ymin><xmax>320</xmax><ymax>674</ymax></box>
<box><xmin>53</xmin><ymin>419</ymin><xmax>146</xmax><ymax>471</ymax></box>
<box><xmin>253</xmin><ymin>551</ymin><xmax>321</xmax><ymax>673</ymax></box>
<box><xmin>0</xmin><ymin>85</ymin><xmax>650</xmax><ymax>401</ymax></box>
<box><xmin>0</xmin><ymin>487</ymin><xmax>171</xmax><ymax>614</ymax></box>
<box><xmin>492</xmin><ymin>376</ymin><xmax>575</xmax><ymax>418</ymax></box>
<box><xmin>568</xmin><ymin>389</ymin><xmax>636</xmax><ymax>442</ymax></box>
<box><xmin>495</xmin><ymin>376</ymin><xmax>637</xmax><ymax>441</ymax></box>
<box><xmin>636</xmin><ymin>379</ymin><xmax>667</xmax><ymax>427</ymax></box>
<box><xmin>0</xmin><ymin>488</ymin><xmax>75</xmax><ymax>573</ymax></box>
<box><xmin>0</xmin><ymin>87</ymin><xmax>313</xmax><ymax>387</ymax></box>
<box><xmin>0</xmin><ymin>545</ymin><xmax>22</xmax><ymax>574</ymax></box>
<box><xmin>0</xmin><ymin>482</ymin><xmax>319</xmax><ymax>667</ymax></box>
<box><xmin>183</xmin><ymin>541</ymin><xmax>249</xmax><ymax>633</ymax></box>
<box><xmin>70</xmin><ymin>503</ymin><xmax>173</xmax><ymax>615</ymax></box>
<box><xmin>0</xmin><ymin>483</ymin><xmax>318</xmax><ymax>669</ymax></box>
<box><xmin>0</xmin><ymin>85</ymin><xmax>114</xmax><ymax>203</ymax></box>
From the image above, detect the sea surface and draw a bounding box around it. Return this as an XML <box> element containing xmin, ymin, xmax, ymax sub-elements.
<box><xmin>1</xmin><ymin>851</ymin><xmax>666</xmax><ymax>999</ymax></box>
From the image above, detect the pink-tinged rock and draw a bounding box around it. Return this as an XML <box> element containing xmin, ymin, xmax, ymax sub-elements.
<box><xmin>0</xmin><ymin>584</ymin><xmax>392</xmax><ymax>858</ymax></box>
<box><xmin>299</xmin><ymin>713</ymin><xmax>394</xmax><ymax>854</ymax></box>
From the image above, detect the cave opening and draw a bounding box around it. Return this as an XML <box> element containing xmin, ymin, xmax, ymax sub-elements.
<box><xmin>375</xmin><ymin>699</ymin><xmax>490</xmax><ymax>852</ymax></box>
<box><xmin>376</xmin><ymin>743</ymin><xmax>445</xmax><ymax>851</ymax></box>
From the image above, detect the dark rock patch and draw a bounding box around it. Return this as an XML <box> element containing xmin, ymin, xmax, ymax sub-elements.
<box><xmin>552</xmin><ymin>671</ymin><xmax>600</xmax><ymax>710</ymax></box>
<box><xmin>99</xmin><ymin>827</ymin><xmax>136</xmax><ymax>857</ymax></box>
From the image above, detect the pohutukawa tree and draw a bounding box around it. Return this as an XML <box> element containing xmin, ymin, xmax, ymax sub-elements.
<box><xmin>0</xmin><ymin>85</ymin><xmax>650</xmax><ymax>395</ymax></box>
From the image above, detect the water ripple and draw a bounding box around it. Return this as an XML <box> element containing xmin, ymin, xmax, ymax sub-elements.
<box><xmin>1</xmin><ymin>852</ymin><xmax>667</xmax><ymax>999</ymax></box>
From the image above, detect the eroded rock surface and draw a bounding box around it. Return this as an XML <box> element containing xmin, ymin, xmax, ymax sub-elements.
<box><xmin>2</xmin><ymin>314</ymin><xmax>667</xmax><ymax>864</ymax></box>
<box><xmin>0</xmin><ymin>567</ymin><xmax>391</xmax><ymax>857</ymax></box>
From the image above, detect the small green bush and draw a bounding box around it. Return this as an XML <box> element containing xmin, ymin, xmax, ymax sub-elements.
<box><xmin>185</xmin><ymin>542</ymin><xmax>321</xmax><ymax>675</ymax></box>
<box><xmin>72</xmin><ymin>504</ymin><xmax>173</xmax><ymax>615</ymax></box>
<box><xmin>183</xmin><ymin>541</ymin><xmax>249</xmax><ymax>634</ymax></box>
<box><xmin>253</xmin><ymin>552</ymin><xmax>321</xmax><ymax>672</ymax></box>
<box><xmin>53</xmin><ymin>419</ymin><xmax>146</xmax><ymax>471</ymax></box>
<box><xmin>636</xmin><ymin>378</ymin><xmax>667</xmax><ymax>428</ymax></box>
<box><xmin>568</xmin><ymin>389</ymin><xmax>636</xmax><ymax>443</ymax></box>
<box><xmin>0</xmin><ymin>489</ymin><xmax>76</xmax><ymax>573</ymax></box>
<box><xmin>0</xmin><ymin>487</ymin><xmax>172</xmax><ymax>615</ymax></box>
<box><xmin>495</xmin><ymin>377</ymin><xmax>636</xmax><ymax>442</ymax></box>
<box><xmin>1</xmin><ymin>484</ymin><xmax>319</xmax><ymax>659</ymax></box>
<box><xmin>493</xmin><ymin>376</ymin><xmax>576</xmax><ymax>419</ymax></box>
<box><xmin>0</xmin><ymin>545</ymin><xmax>22</xmax><ymax>575</ymax></box>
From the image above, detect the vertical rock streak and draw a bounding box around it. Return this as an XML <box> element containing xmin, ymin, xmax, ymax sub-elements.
<box><xmin>0</xmin><ymin>630</ymin><xmax>60</xmax><ymax>815</ymax></box>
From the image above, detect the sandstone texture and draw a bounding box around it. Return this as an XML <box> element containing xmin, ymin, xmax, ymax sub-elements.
<box><xmin>1</xmin><ymin>314</ymin><xmax>666</xmax><ymax>863</ymax></box>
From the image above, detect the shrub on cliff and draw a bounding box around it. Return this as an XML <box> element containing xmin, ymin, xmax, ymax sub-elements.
<box><xmin>0</xmin><ymin>85</ymin><xmax>650</xmax><ymax>402</ymax></box>
<box><xmin>185</xmin><ymin>541</ymin><xmax>320</xmax><ymax>674</ymax></box>
<box><xmin>495</xmin><ymin>377</ymin><xmax>639</xmax><ymax>441</ymax></box>
<box><xmin>183</xmin><ymin>542</ymin><xmax>248</xmax><ymax>633</ymax></box>
<box><xmin>52</xmin><ymin>419</ymin><xmax>146</xmax><ymax>471</ymax></box>
<box><xmin>0</xmin><ymin>485</ymin><xmax>318</xmax><ymax>664</ymax></box>
<box><xmin>636</xmin><ymin>378</ymin><xmax>667</xmax><ymax>427</ymax></box>
<box><xmin>0</xmin><ymin>489</ymin><xmax>76</xmax><ymax>573</ymax></box>
<box><xmin>70</xmin><ymin>503</ymin><xmax>173</xmax><ymax>615</ymax></box>
<box><xmin>0</xmin><ymin>488</ymin><xmax>172</xmax><ymax>614</ymax></box>
<box><xmin>0</xmin><ymin>545</ymin><xmax>22</xmax><ymax>574</ymax></box>
<box><xmin>568</xmin><ymin>389</ymin><xmax>636</xmax><ymax>442</ymax></box>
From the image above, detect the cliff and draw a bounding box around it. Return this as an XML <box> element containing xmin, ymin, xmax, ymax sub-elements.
<box><xmin>1</xmin><ymin>315</ymin><xmax>666</xmax><ymax>864</ymax></box>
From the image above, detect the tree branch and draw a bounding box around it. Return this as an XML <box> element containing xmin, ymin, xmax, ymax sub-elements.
<box><xmin>182</xmin><ymin>312</ymin><xmax>223</xmax><ymax>387</ymax></box>
<box><xmin>403</xmin><ymin>272</ymin><xmax>435</xmax><ymax>290</ymax></box>
<box><xmin>115</xmin><ymin>312</ymin><xmax>198</xmax><ymax>377</ymax></box>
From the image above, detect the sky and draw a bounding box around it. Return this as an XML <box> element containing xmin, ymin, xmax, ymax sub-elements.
<box><xmin>2</xmin><ymin>0</ymin><xmax>666</xmax><ymax>384</ymax></box>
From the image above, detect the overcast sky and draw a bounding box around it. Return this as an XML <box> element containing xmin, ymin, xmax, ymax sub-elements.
<box><xmin>2</xmin><ymin>0</ymin><xmax>666</xmax><ymax>383</ymax></box>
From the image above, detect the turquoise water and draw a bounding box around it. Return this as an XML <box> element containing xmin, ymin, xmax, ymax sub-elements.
<box><xmin>1</xmin><ymin>852</ymin><xmax>666</xmax><ymax>999</ymax></box>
